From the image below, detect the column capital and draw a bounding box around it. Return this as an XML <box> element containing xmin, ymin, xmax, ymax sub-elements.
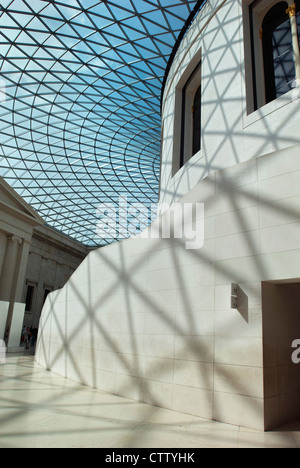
<box><xmin>10</xmin><ymin>235</ymin><xmax>23</xmax><ymax>245</ymax></box>
<box><xmin>286</xmin><ymin>3</ymin><xmax>296</xmax><ymax>18</ymax></box>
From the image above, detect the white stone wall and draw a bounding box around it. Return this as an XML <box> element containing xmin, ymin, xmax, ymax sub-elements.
<box><xmin>36</xmin><ymin>143</ymin><xmax>300</xmax><ymax>430</ymax></box>
<box><xmin>0</xmin><ymin>178</ymin><xmax>44</xmax><ymax>347</ymax></box>
<box><xmin>36</xmin><ymin>0</ymin><xmax>300</xmax><ymax>430</ymax></box>
<box><xmin>160</xmin><ymin>0</ymin><xmax>300</xmax><ymax>208</ymax></box>
<box><xmin>23</xmin><ymin>225</ymin><xmax>88</xmax><ymax>328</ymax></box>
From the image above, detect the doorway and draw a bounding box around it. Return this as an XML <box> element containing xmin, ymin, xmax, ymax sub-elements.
<box><xmin>263</xmin><ymin>280</ymin><xmax>300</xmax><ymax>430</ymax></box>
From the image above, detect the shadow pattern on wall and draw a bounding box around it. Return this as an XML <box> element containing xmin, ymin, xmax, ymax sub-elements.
<box><xmin>35</xmin><ymin>0</ymin><xmax>300</xmax><ymax>432</ymax></box>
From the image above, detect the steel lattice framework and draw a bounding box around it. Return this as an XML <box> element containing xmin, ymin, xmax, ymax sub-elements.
<box><xmin>0</xmin><ymin>0</ymin><xmax>199</xmax><ymax>246</ymax></box>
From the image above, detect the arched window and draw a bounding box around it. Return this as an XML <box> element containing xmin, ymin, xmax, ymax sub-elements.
<box><xmin>297</xmin><ymin>0</ymin><xmax>300</xmax><ymax>41</ymax></box>
<box><xmin>249</xmin><ymin>0</ymin><xmax>300</xmax><ymax>111</ymax></box>
<box><xmin>193</xmin><ymin>85</ymin><xmax>202</xmax><ymax>156</ymax></box>
<box><xmin>172</xmin><ymin>58</ymin><xmax>202</xmax><ymax>176</ymax></box>
<box><xmin>262</xmin><ymin>2</ymin><xmax>295</xmax><ymax>103</ymax></box>
<box><xmin>179</xmin><ymin>62</ymin><xmax>202</xmax><ymax>170</ymax></box>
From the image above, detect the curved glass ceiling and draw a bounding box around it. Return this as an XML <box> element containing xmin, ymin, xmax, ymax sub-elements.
<box><xmin>0</xmin><ymin>0</ymin><xmax>198</xmax><ymax>246</ymax></box>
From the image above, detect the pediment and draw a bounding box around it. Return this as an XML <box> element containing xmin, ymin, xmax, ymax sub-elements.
<box><xmin>0</xmin><ymin>177</ymin><xmax>44</xmax><ymax>226</ymax></box>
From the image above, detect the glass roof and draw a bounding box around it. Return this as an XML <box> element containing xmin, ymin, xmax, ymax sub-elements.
<box><xmin>0</xmin><ymin>0</ymin><xmax>199</xmax><ymax>246</ymax></box>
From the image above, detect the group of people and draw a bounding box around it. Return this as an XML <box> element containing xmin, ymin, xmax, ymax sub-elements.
<box><xmin>20</xmin><ymin>327</ymin><xmax>38</xmax><ymax>350</ymax></box>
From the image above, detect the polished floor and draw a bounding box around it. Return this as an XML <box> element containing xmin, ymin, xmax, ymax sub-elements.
<box><xmin>0</xmin><ymin>356</ymin><xmax>299</xmax><ymax>448</ymax></box>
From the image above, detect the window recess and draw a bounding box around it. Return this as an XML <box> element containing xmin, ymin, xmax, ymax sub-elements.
<box><xmin>249</xmin><ymin>0</ymin><xmax>300</xmax><ymax>110</ymax></box>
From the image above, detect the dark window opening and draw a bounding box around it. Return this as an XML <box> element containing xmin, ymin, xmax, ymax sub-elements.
<box><xmin>193</xmin><ymin>84</ymin><xmax>202</xmax><ymax>155</ymax></box>
<box><xmin>297</xmin><ymin>0</ymin><xmax>300</xmax><ymax>42</ymax></box>
<box><xmin>180</xmin><ymin>84</ymin><xmax>187</xmax><ymax>169</ymax></box>
<box><xmin>43</xmin><ymin>289</ymin><xmax>52</xmax><ymax>305</ymax></box>
<box><xmin>25</xmin><ymin>285</ymin><xmax>34</xmax><ymax>312</ymax></box>
<box><xmin>262</xmin><ymin>2</ymin><xmax>295</xmax><ymax>103</ymax></box>
<box><xmin>179</xmin><ymin>62</ymin><xmax>202</xmax><ymax>170</ymax></box>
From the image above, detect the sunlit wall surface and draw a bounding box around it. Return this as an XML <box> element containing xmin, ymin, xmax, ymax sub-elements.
<box><xmin>0</xmin><ymin>0</ymin><xmax>200</xmax><ymax>246</ymax></box>
<box><xmin>36</xmin><ymin>0</ymin><xmax>300</xmax><ymax>431</ymax></box>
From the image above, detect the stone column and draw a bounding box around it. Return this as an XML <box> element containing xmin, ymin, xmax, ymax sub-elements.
<box><xmin>0</xmin><ymin>232</ymin><xmax>8</xmax><ymax>277</ymax></box>
<box><xmin>287</xmin><ymin>3</ymin><xmax>300</xmax><ymax>82</ymax></box>
<box><xmin>14</xmin><ymin>240</ymin><xmax>31</xmax><ymax>304</ymax></box>
<box><xmin>0</xmin><ymin>235</ymin><xmax>29</xmax><ymax>348</ymax></box>
<box><xmin>0</xmin><ymin>235</ymin><xmax>23</xmax><ymax>303</ymax></box>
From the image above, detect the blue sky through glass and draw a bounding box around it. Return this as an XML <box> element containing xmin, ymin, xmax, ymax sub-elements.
<box><xmin>0</xmin><ymin>0</ymin><xmax>198</xmax><ymax>246</ymax></box>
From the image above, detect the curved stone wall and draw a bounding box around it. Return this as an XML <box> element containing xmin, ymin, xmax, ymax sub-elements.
<box><xmin>160</xmin><ymin>0</ymin><xmax>300</xmax><ymax>208</ymax></box>
<box><xmin>36</xmin><ymin>0</ymin><xmax>300</xmax><ymax>431</ymax></box>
